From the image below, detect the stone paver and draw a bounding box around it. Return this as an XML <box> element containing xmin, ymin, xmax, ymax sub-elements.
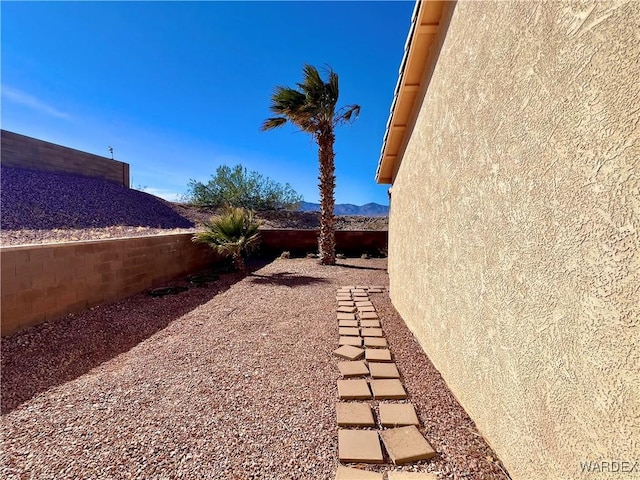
<box><xmin>333</xmin><ymin>284</ymin><xmax>435</xmax><ymax>470</ymax></box>
<box><xmin>370</xmin><ymin>379</ymin><xmax>407</xmax><ymax>399</ymax></box>
<box><xmin>379</xmin><ymin>426</ymin><xmax>436</xmax><ymax>464</ymax></box>
<box><xmin>379</xmin><ymin>403</ymin><xmax>420</xmax><ymax>427</ymax></box>
<box><xmin>337</xmin><ymin>361</ymin><xmax>369</xmax><ymax>377</ymax></box>
<box><xmin>355</xmin><ymin>301</ymin><xmax>373</xmax><ymax>307</ymax></box>
<box><xmin>337</xmin><ymin>379</ymin><xmax>371</xmax><ymax>400</ymax></box>
<box><xmin>357</xmin><ymin>305</ymin><xmax>377</xmax><ymax>312</ymax></box>
<box><xmin>361</xmin><ymin>328</ymin><xmax>384</xmax><ymax>338</ymax></box>
<box><xmin>338</xmin><ymin>306</ymin><xmax>357</xmax><ymax>313</ymax></box>
<box><xmin>338</xmin><ymin>430</ymin><xmax>383</xmax><ymax>464</ymax></box>
<box><xmin>364</xmin><ymin>337</ymin><xmax>388</xmax><ymax>348</ymax></box>
<box><xmin>339</xmin><ymin>327</ymin><xmax>360</xmax><ymax>337</ymax></box>
<box><xmin>339</xmin><ymin>336</ymin><xmax>363</xmax><ymax>347</ymax></box>
<box><xmin>338</xmin><ymin>301</ymin><xmax>356</xmax><ymax>307</ymax></box>
<box><xmin>339</xmin><ymin>320</ymin><xmax>359</xmax><ymax>328</ymax></box>
<box><xmin>368</xmin><ymin>362</ymin><xmax>400</xmax><ymax>379</ymax></box>
<box><xmin>335</xmin><ymin>466</ymin><xmax>383</xmax><ymax>480</ymax></box>
<box><xmin>334</xmin><ymin>345</ymin><xmax>365</xmax><ymax>360</ymax></box>
<box><xmin>336</xmin><ymin>402</ymin><xmax>375</xmax><ymax>427</ymax></box>
<box><xmin>387</xmin><ymin>473</ymin><xmax>437</xmax><ymax>480</ymax></box>
<box><xmin>360</xmin><ymin>320</ymin><xmax>381</xmax><ymax>328</ymax></box>
<box><xmin>365</xmin><ymin>348</ymin><xmax>392</xmax><ymax>362</ymax></box>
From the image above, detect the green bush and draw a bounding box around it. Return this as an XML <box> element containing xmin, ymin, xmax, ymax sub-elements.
<box><xmin>192</xmin><ymin>206</ymin><xmax>261</xmax><ymax>271</ymax></box>
<box><xmin>185</xmin><ymin>164</ymin><xmax>302</xmax><ymax>210</ymax></box>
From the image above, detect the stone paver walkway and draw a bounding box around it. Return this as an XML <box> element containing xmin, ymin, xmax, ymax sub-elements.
<box><xmin>332</xmin><ymin>286</ymin><xmax>438</xmax><ymax>479</ymax></box>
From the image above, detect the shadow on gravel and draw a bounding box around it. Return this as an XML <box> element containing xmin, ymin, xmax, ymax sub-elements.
<box><xmin>0</xmin><ymin>258</ymin><xmax>273</xmax><ymax>415</ymax></box>
<box><xmin>248</xmin><ymin>271</ymin><xmax>328</xmax><ymax>287</ymax></box>
<box><xmin>335</xmin><ymin>262</ymin><xmax>388</xmax><ymax>271</ymax></box>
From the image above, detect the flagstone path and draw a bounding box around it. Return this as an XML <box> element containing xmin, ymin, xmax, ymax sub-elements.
<box><xmin>333</xmin><ymin>286</ymin><xmax>439</xmax><ymax>480</ymax></box>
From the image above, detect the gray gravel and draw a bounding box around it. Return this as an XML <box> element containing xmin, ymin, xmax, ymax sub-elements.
<box><xmin>0</xmin><ymin>166</ymin><xmax>194</xmax><ymax>231</ymax></box>
<box><xmin>1</xmin><ymin>258</ymin><xmax>506</xmax><ymax>479</ymax></box>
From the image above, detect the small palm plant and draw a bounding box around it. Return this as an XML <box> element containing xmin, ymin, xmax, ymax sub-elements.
<box><xmin>193</xmin><ymin>207</ymin><xmax>261</xmax><ymax>271</ymax></box>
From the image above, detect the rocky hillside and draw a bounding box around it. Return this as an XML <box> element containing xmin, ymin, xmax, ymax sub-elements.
<box><xmin>1</xmin><ymin>166</ymin><xmax>387</xmax><ymax>245</ymax></box>
<box><xmin>171</xmin><ymin>204</ymin><xmax>388</xmax><ymax>231</ymax></box>
<box><xmin>1</xmin><ymin>166</ymin><xmax>194</xmax><ymax>231</ymax></box>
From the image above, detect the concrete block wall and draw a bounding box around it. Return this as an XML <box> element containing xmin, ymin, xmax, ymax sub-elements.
<box><xmin>258</xmin><ymin>229</ymin><xmax>388</xmax><ymax>256</ymax></box>
<box><xmin>0</xmin><ymin>229</ymin><xmax>387</xmax><ymax>336</ymax></box>
<box><xmin>1</xmin><ymin>130</ymin><xmax>130</xmax><ymax>187</ymax></box>
<box><xmin>1</xmin><ymin>234</ymin><xmax>218</xmax><ymax>336</ymax></box>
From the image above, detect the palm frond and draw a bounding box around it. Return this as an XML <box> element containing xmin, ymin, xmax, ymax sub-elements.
<box><xmin>326</xmin><ymin>69</ymin><xmax>339</xmax><ymax>108</ymax></box>
<box><xmin>261</xmin><ymin>117</ymin><xmax>288</xmax><ymax>131</ymax></box>
<box><xmin>193</xmin><ymin>207</ymin><xmax>261</xmax><ymax>266</ymax></box>
<box><xmin>335</xmin><ymin>104</ymin><xmax>361</xmax><ymax>125</ymax></box>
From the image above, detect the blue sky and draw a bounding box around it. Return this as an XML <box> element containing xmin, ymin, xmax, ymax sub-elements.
<box><xmin>1</xmin><ymin>1</ymin><xmax>414</xmax><ymax>205</ymax></box>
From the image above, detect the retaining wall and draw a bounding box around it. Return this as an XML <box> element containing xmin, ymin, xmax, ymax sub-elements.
<box><xmin>258</xmin><ymin>229</ymin><xmax>388</xmax><ymax>256</ymax></box>
<box><xmin>1</xmin><ymin>234</ymin><xmax>218</xmax><ymax>336</ymax></box>
<box><xmin>1</xmin><ymin>130</ymin><xmax>130</xmax><ymax>187</ymax></box>
<box><xmin>1</xmin><ymin>230</ymin><xmax>387</xmax><ymax>336</ymax></box>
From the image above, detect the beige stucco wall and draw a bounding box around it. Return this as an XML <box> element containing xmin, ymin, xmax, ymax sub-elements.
<box><xmin>389</xmin><ymin>1</ymin><xmax>639</xmax><ymax>479</ymax></box>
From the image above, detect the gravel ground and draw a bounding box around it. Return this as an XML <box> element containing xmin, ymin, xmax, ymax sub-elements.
<box><xmin>0</xmin><ymin>167</ymin><xmax>194</xmax><ymax>232</ymax></box>
<box><xmin>0</xmin><ymin>226</ymin><xmax>198</xmax><ymax>246</ymax></box>
<box><xmin>1</xmin><ymin>258</ymin><xmax>506</xmax><ymax>479</ymax></box>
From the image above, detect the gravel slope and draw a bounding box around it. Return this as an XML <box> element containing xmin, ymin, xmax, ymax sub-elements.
<box><xmin>1</xmin><ymin>258</ymin><xmax>506</xmax><ymax>479</ymax></box>
<box><xmin>0</xmin><ymin>166</ymin><xmax>194</xmax><ymax>231</ymax></box>
<box><xmin>1</xmin><ymin>166</ymin><xmax>387</xmax><ymax>246</ymax></box>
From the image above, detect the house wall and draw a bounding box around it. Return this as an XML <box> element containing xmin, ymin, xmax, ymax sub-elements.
<box><xmin>388</xmin><ymin>2</ymin><xmax>639</xmax><ymax>479</ymax></box>
<box><xmin>1</xmin><ymin>130</ymin><xmax>130</xmax><ymax>187</ymax></box>
<box><xmin>1</xmin><ymin>234</ymin><xmax>218</xmax><ymax>336</ymax></box>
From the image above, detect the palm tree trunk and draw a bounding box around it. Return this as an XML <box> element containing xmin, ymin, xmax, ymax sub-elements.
<box><xmin>317</xmin><ymin>130</ymin><xmax>336</xmax><ymax>265</ymax></box>
<box><xmin>232</xmin><ymin>253</ymin><xmax>246</xmax><ymax>271</ymax></box>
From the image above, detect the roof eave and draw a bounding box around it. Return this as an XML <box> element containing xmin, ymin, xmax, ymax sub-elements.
<box><xmin>375</xmin><ymin>0</ymin><xmax>454</xmax><ymax>185</ymax></box>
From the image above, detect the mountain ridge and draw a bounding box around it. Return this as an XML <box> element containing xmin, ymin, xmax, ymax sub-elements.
<box><xmin>297</xmin><ymin>201</ymin><xmax>389</xmax><ymax>216</ymax></box>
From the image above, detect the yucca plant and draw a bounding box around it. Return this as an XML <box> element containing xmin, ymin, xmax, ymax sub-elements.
<box><xmin>192</xmin><ymin>207</ymin><xmax>261</xmax><ymax>271</ymax></box>
<box><xmin>262</xmin><ymin>64</ymin><xmax>360</xmax><ymax>265</ymax></box>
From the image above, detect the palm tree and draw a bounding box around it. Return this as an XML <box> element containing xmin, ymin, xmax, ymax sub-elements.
<box><xmin>192</xmin><ymin>206</ymin><xmax>261</xmax><ymax>271</ymax></box>
<box><xmin>262</xmin><ymin>64</ymin><xmax>360</xmax><ymax>265</ymax></box>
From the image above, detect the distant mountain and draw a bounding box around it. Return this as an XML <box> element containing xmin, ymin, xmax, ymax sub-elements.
<box><xmin>297</xmin><ymin>201</ymin><xmax>389</xmax><ymax>216</ymax></box>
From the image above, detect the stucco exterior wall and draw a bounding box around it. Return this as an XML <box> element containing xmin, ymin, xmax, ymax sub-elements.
<box><xmin>389</xmin><ymin>2</ymin><xmax>639</xmax><ymax>479</ymax></box>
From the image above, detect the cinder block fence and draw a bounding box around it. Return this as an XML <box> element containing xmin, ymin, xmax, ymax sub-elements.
<box><xmin>1</xmin><ymin>130</ymin><xmax>130</xmax><ymax>187</ymax></box>
<box><xmin>1</xmin><ymin>234</ymin><xmax>218</xmax><ymax>336</ymax></box>
<box><xmin>1</xmin><ymin>230</ymin><xmax>387</xmax><ymax>336</ymax></box>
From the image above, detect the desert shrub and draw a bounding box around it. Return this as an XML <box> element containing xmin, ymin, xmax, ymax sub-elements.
<box><xmin>185</xmin><ymin>164</ymin><xmax>302</xmax><ymax>211</ymax></box>
<box><xmin>192</xmin><ymin>206</ymin><xmax>261</xmax><ymax>271</ymax></box>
